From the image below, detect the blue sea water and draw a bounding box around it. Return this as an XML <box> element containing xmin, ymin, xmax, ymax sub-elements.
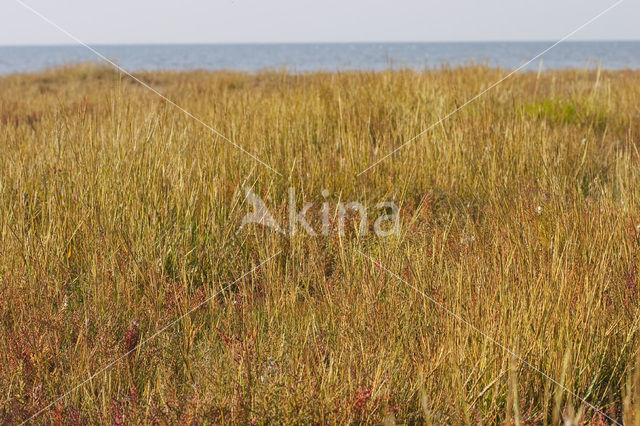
<box><xmin>0</xmin><ymin>42</ymin><xmax>639</xmax><ymax>75</ymax></box>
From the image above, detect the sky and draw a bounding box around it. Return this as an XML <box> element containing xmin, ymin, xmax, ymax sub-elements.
<box><xmin>1</xmin><ymin>0</ymin><xmax>638</xmax><ymax>45</ymax></box>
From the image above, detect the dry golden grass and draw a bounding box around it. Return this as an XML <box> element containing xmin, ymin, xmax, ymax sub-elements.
<box><xmin>1</xmin><ymin>63</ymin><xmax>640</xmax><ymax>424</ymax></box>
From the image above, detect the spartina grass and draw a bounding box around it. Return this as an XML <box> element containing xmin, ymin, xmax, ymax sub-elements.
<box><xmin>1</xmin><ymin>63</ymin><xmax>640</xmax><ymax>423</ymax></box>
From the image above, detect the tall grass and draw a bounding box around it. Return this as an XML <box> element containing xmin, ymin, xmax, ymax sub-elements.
<box><xmin>1</xmin><ymin>63</ymin><xmax>640</xmax><ymax>423</ymax></box>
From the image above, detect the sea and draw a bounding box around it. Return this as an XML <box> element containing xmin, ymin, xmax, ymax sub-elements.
<box><xmin>0</xmin><ymin>42</ymin><xmax>639</xmax><ymax>75</ymax></box>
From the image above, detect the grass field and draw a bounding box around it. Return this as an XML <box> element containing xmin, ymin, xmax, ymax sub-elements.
<box><xmin>1</xmin><ymin>63</ymin><xmax>640</xmax><ymax>424</ymax></box>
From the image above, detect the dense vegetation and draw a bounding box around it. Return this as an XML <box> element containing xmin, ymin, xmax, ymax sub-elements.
<box><xmin>1</xmin><ymin>64</ymin><xmax>640</xmax><ymax>424</ymax></box>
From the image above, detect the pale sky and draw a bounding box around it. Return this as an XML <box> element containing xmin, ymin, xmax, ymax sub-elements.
<box><xmin>1</xmin><ymin>0</ymin><xmax>638</xmax><ymax>45</ymax></box>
